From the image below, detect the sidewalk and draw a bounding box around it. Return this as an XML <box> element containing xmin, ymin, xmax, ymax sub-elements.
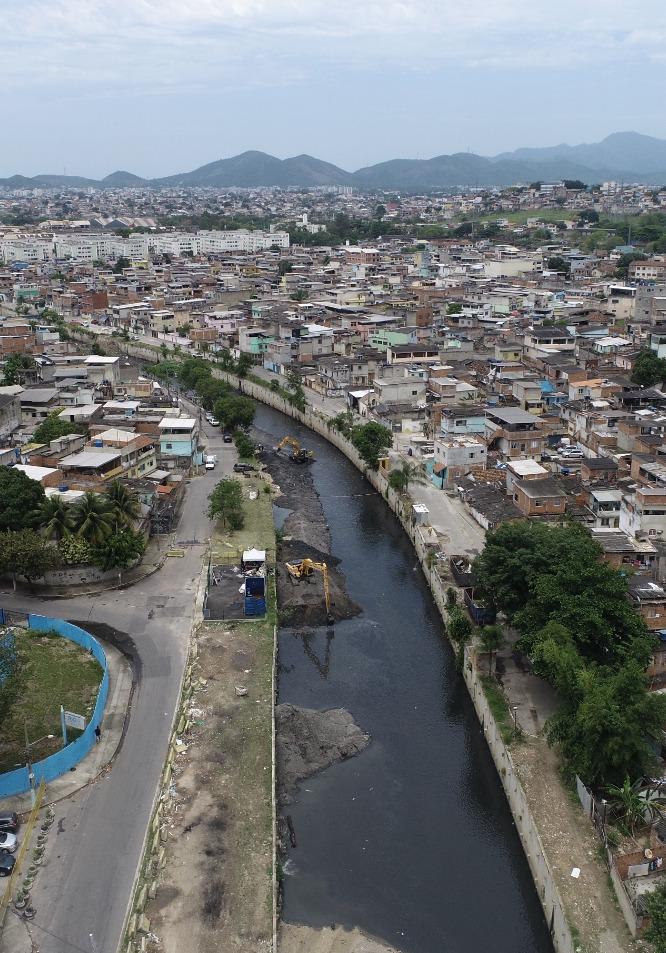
<box><xmin>1</xmin><ymin>640</ymin><xmax>134</xmax><ymax>813</ymax></box>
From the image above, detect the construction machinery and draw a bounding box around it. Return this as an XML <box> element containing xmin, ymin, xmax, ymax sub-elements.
<box><xmin>276</xmin><ymin>436</ymin><xmax>314</xmax><ymax>464</ymax></box>
<box><xmin>285</xmin><ymin>559</ymin><xmax>332</xmax><ymax>622</ymax></box>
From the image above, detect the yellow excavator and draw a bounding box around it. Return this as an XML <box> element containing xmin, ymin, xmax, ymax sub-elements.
<box><xmin>285</xmin><ymin>559</ymin><xmax>333</xmax><ymax>622</ymax></box>
<box><xmin>276</xmin><ymin>435</ymin><xmax>314</xmax><ymax>464</ymax></box>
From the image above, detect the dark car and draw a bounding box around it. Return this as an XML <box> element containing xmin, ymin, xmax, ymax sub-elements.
<box><xmin>223</xmin><ymin>433</ymin><xmax>233</xmax><ymax>443</ymax></box>
<box><xmin>0</xmin><ymin>852</ymin><xmax>15</xmax><ymax>877</ymax></box>
<box><xmin>0</xmin><ymin>812</ymin><xmax>19</xmax><ymax>834</ymax></box>
<box><xmin>233</xmin><ymin>463</ymin><xmax>255</xmax><ymax>474</ymax></box>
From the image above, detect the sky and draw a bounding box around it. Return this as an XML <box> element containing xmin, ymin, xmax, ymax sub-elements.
<box><xmin>3</xmin><ymin>0</ymin><xmax>666</xmax><ymax>178</ymax></box>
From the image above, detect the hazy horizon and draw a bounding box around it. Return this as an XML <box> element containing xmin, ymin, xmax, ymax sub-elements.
<box><xmin>4</xmin><ymin>0</ymin><xmax>666</xmax><ymax>178</ymax></box>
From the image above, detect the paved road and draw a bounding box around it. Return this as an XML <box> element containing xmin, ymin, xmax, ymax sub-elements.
<box><xmin>1</xmin><ymin>433</ymin><xmax>232</xmax><ymax>953</ymax></box>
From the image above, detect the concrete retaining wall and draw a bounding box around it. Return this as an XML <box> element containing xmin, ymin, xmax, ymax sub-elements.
<box><xmin>224</xmin><ymin>378</ymin><xmax>576</xmax><ymax>953</ymax></box>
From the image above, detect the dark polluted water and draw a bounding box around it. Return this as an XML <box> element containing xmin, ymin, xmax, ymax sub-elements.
<box><xmin>258</xmin><ymin>405</ymin><xmax>553</xmax><ymax>953</ymax></box>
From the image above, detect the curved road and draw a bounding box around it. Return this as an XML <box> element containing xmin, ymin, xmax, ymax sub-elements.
<box><xmin>1</xmin><ymin>419</ymin><xmax>231</xmax><ymax>953</ymax></box>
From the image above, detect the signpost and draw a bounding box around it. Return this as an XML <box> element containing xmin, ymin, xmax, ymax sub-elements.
<box><xmin>61</xmin><ymin>707</ymin><xmax>86</xmax><ymax>746</ymax></box>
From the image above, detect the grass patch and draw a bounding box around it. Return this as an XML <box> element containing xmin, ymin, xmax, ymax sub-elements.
<box><xmin>0</xmin><ymin>628</ymin><xmax>102</xmax><ymax>772</ymax></box>
<box><xmin>210</xmin><ymin>473</ymin><xmax>276</xmax><ymax>567</ymax></box>
<box><xmin>480</xmin><ymin>674</ymin><xmax>520</xmax><ymax>745</ymax></box>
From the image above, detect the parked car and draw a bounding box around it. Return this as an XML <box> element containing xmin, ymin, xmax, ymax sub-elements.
<box><xmin>223</xmin><ymin>433</ymin><xmax>233</xmax><ymax>443</ymax></box>
<box><xmin>205</xmin><ymin>456</ymin><xmax>216</xmax><ymax>470</ymax></box>
<box><xmin>0</xmin><ymin>832</ymin><xmax>17</xmax><ymax>853</ymax></box>
<box><xmin>0</xmin><ymin>812</ymin><xmax>19</xmax><ymax>834</ymax></box>
<box><xmin>0</xmin><ymin>853</ymin><xmax>15</xmax><ymax>877</ymax></box>
<box><xmin>233</xmin><ymin>463</ymin><xmax>255</xmax><ymax>474</ymax></box>
<box><xmin>209</xmin><ymin>418</ymin><xmax>220</xmax><ymax>427</ymax></box>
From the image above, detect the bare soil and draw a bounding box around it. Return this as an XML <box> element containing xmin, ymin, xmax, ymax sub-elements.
<box><xmin>512</xmin><ymin>738</ymin><xmax>639</xmax><ymax>953</ymax></box>
<box><xmin>143</xmin><ymin>617</ymin><xmax>274</xmax><ymax>953</ymax></box>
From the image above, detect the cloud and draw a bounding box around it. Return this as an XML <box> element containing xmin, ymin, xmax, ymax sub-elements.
<box><xmin>3</xmin><ymin>0</ymin><xmax>666</xmax><ymax>93</ymax></box>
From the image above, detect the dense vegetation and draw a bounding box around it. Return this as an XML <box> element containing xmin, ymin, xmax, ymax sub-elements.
<box><xmin>474</xmin><ymin>521</ymin><xmax>666</xmax><ymax>787</ymax></box>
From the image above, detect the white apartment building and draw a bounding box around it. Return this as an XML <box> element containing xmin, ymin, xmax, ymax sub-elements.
<box><xmin>46</xmin><ymin>228</ymin><xmax>289</xmax><ymax>262</ymax></box>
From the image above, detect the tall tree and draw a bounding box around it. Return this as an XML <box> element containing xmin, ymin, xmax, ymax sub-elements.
<box><xmin>208</xmin><ymin>479</ymin><xmax>245</xmax><ymax>530</ymax></box>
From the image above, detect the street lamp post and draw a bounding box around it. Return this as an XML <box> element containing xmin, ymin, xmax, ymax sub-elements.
<box><xmin>24</xmin><ymin>721</ymin><xmax>55</xmax><ymax>807</ymax></box>
<box><xmin>511</xmin><ymin>705</ymin><xmax>519</xmax><ymax>738</ymax></box>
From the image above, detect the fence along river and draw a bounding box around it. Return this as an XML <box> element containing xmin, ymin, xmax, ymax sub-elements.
<box><xmin>258</xmin><ymin>404</ymin><xmax>553</xmax><ymax>953</ymax></box>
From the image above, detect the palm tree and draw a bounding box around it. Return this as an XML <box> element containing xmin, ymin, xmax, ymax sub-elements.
<box><xmin>388</xmin><ymin>460</ymin><xmax>427</xmax><ymax>494</ymax></box>
<box><xmin>71</xmin><ymin>492</ymin><xmax>112</xmax><ymax>546</ymax></box>
<box><xmin>105</xmin><ymin>480</ymin><xmax>140</xmax><ymax>530</ymax></box>
<box><xmin>39</xmin><ymin>495</ymin><xmax>73</xmax><ymax>541</ymax></box>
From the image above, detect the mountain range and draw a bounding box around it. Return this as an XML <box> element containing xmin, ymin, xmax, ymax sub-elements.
<box><xmin>3</xmin><ymin>132</ymin><xmax>666</xmax><ymax>192</ymax></box>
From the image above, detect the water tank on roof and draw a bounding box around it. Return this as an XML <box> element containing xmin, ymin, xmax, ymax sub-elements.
<box><xmin>58</xmin><ymin>484</ymin><xmax>69</xmax><ymax>493</ymax></box>
<box><xmin>92</xmin><ymin>439</ymin><xmax>103</xmax><ymax>447</ymax></box>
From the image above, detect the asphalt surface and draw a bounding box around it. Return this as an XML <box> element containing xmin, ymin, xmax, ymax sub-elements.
<box><xmin>0</xmin><ymin>416</ymin><xmax>233</xmax><ymax>953</ymax></box>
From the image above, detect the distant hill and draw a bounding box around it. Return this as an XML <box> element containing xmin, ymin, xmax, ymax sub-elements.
<box><xmin>495</xmin><ymin>132</ymin><xmax>666</xmax><ymax>177</ymax></box>
<box><xmin>153</xmin><ymin>150</ymin><xmax>352</xmax><ymax>188</ymax></box>
<box><xmin>2</xmin><ymin>133</ymin><xmax>666</xmax><ymax>191</ymax></box>
<box><xmin>102</xmin><ymin>170</ymin><xmax>147</xmax><ymax>187</ymax></box>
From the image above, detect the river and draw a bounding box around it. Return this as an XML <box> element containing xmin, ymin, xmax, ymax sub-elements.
<box><xmin>258</xmin><ymin>405</ymin><xmax>553</xmax><ymax>953</ymax></box>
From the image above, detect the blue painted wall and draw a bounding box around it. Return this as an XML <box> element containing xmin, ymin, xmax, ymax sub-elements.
<box><xmin>0</xmin><ymin>614</ymin><xmax>109</xmax><ymax>799</ymax></box>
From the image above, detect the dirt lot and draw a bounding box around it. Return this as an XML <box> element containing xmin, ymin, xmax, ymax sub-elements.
<box><xmin>144</xmin><ymin>617</ymin><xmax>274</xmax><ymax>953</ymax></box>
<box><xmin>512</xmin><ymin>738</ymin><xmax>639</xmax><ymax>953</ymax></box>
<box><xmin>143</xmin><ymin>479</ymin><xmax>275</xmax><ymax>953</ymax></box>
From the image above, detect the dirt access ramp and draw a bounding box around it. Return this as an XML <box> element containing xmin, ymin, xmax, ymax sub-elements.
<box><xmin>142</xmin><ymin>616</ymin><xmax>274</xmax><ymax>953</ymax></box>
<box><xmin>280</xmin><ymin>924</ymin><xmax>402</xmax><ymax>953</ymax></box>
<box><xmin>514</xmin><ymin>738</ymin><xmax>638</xmax><ymax>953</ymax></box>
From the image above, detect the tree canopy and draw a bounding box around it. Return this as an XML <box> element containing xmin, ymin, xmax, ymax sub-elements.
<box><xmin>631</xmin><ymin>349</ymin><xmax>666</xmax><ymax>388</ymax></box>
<box><xmin>350</xmin><ymin>422</ymin><xmax>393</xmax><ymax>470</ymax></box>
<box><xmin>213</xmin><ymin>395</ymin><xmax>256</xmax><ymax>431</ymax></box>
<box><xmin>474</xmin><ymin>521</ymin><xmax>663</xmax><ymax>786</ymax></box>
<box><xmin>33</xmin><ymin>411</ymin><xmax>85</xmax><ymax>445</ymax></box>
<box><xmin>208</xmin><ymin>479</ymin><xmax>245</xmax><ymax>530</ymax></box>
<box><xmin>0</xmin><ymin>466</ymin><xmax>45</xmax><ymax>531</ymax></box>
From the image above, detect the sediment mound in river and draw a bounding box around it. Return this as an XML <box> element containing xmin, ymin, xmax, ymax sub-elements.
<box><xmin>278</xmin><ymin>539</ymin><xmax>361</xmax><ymax>625</ymax></box>
<box><xmin>276</xmin><ymin>703</ymin><xmax>369</xmax><ymax>798</ymax></box>
<box><xmin>279</xmin><ymin>924</ymin><xmax>402</xmax><ymax>953</ymax></box>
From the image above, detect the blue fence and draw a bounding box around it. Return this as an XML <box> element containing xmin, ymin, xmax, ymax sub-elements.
<box><xmin>0</xmin><ymin>613</ymin><xmax>109</xmax><ymax>799</ymax></box>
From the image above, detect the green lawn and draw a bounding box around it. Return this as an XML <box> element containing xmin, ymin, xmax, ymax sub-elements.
<box><xmin>210</xmin><ymin>474</ymin><xmax>277</xmax><ymax>569</ymax></box>
<box><xmin>0</xmin><ymin>628</ymin><xmax>103</xmax><ymax>772</ymax></box>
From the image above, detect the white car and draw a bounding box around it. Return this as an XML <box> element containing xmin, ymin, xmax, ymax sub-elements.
<box><xmin>205</xmin><ymin>456</ymin><xmax>216</xmax><ymax>470</ymax></box>
<box><xmin>0</xmin><ymin>832</ymin><xmax>17</xmax><ymax>853</ymax></box>
<box><xmin>209</xmin><ymin>418</ymin><xmax>220</xmax><ymax>427</ymax></box>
